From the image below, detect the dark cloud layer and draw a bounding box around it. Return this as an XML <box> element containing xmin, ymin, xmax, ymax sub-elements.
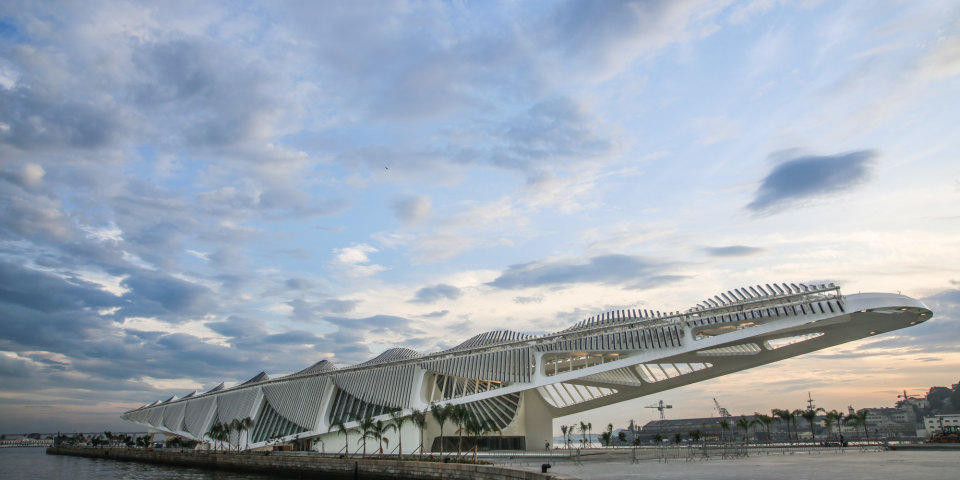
<box><xmin>410</xmin><ymin>284</ymin><xmax>463</xmax><ymax>303</ymax></box>
<box><xmin>0</xmin><ymin>260</ymin><xmax>119</xmax><ymax>314</ymax></box>
<box><xmin>747</xmin><ymin>151</ymin><xmax>876</xmax><ymax>211</ymax></box>
<box><xmin>704</xmin><ymin>245</ymin><xmax>765</xmax><ymax>257</ymax></box>
<box><xmin>119</xmin><ymin>270</ymin><xmax>216</xmax><ymax>320</ymax></box>
<box><xmin>487</xmin><ymin>254</ymin><xmax>677</xmax><ymax>289</ymax></box>
<box><xmin>542</xmin><ymin>0</ymin><xmax>714</xmax><ymax>77</ymax></box>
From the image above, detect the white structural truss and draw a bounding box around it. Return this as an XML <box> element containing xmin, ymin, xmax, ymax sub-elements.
<box><xmin>122</xmin><ymin>283</ymin><xmax>932</xmax><ymax>451</ymax></box>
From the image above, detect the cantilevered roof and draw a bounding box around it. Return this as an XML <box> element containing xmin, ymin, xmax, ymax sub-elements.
<box><xmin>442</xmin><ymin>330</ymin><xmax>532</xmax><ymax>352</ymax></box>
<box><xmin>204</xmin><ymin>382</ymin><xmax>225</xmax><ymax>394</ymax></box>
<box><xmin>240</xmin><ymin>371</ymin><xmax>270</xmax><ymax>385</ymax></box>
<box><xmin>690</xmin><ymin>283</ymin><xmax>835</xmax><ymax>311</ymax></box>
<box><xmin>291</xmin><ymin>359</ymin><xmax>336</xmax><ymax>376</ymax></box>
<box><xmin>557</xmin><ymin>309</ymin><xmax>658</xmax><ymax>334</ymax></box>
<box><xmin>126</xmin><ymin>281</ymin><xmax>859</xmax><ymax>413</ymax></box>
<box><xmin>358</xmin><ymin>347</ymin><xmax>421</xmax><ymax>366</ymax></box>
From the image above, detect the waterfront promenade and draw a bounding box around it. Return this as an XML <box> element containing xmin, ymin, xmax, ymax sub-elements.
<box><xmin>46</xmin><ymin>447</ymin><xmax>557</xmax><ymax>480</ymax></box>
<box><xmin>43</xmin><ymin>444</ymin><xmax>959</xmax><ymax>480</ymax></box>
<box><xmin>498</xmin><ymin>445</ymin><xmax>958</xmax><ymax>480</ymax></box>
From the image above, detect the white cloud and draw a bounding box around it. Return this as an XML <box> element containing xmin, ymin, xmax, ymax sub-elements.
<box><xmin>20</xmin><ymin>163</ymin><xmax>45</xmax><ymax>186</ymax></box>
<box><xmin>916</xmin><ymin>35</ymin><xmax>960</xmax><ymax>81</ymax></box>
<box><xmin>121</xmin><ymin>317</ymin><xmax>228</xmax><ymax>346</ymax></box>
<box><xmin>332</xmin><ymin>244</ymin><xmax>386</xmax><ymax>276</ymax></box>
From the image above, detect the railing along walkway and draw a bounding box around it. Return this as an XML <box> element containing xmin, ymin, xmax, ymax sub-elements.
<box><xmin>479</xmin><ymin>442</ymin><xmax>891</xmax><ymax>467</ymax></box>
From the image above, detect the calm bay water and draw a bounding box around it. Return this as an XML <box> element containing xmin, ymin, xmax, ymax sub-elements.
<box><xmin>0</xmin><ymin>447</ymin><xmax>279</xmax><ymax>480</ymax></box>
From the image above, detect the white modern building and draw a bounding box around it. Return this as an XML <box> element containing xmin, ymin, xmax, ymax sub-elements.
<box><xmin>919</xmin><ymin>413</ymin><xmax>960</xmax><ymax>437</ymax></box>
<box><xmin>121</xmin><ymin>283</ymin><xmax>932</xmax><ymax>452</ymax></box>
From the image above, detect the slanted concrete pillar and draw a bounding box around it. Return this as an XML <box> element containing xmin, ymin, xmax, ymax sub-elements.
<box><xmin>516</xmin><ymin>390</ymin><xmax>553</xmax><ymax>451</ymax></box>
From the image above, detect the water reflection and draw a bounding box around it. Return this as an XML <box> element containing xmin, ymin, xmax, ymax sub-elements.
<box><xmin>0</xmin><ymin>448</ymin><xmax>276</xmax><ymax>480</ymax></box>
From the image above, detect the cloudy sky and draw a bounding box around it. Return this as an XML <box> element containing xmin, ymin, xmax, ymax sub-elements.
<box><xmin>1</xmin><ymin>0</ymin><xmax>959</xmax><ymax>434</ymax></box>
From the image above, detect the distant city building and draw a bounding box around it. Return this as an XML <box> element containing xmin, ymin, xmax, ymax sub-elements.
<box><xmin>859</xmin><ymin>405</ymin><xmax>919</xmax><ymax>438</ymax></box>
<box><xmin>122</xmin><ymin>284</ymin><xmax>931</xmax><ymax>452</ymax></box>
<box><xmin>918</xmin><ymin>413</ymin><xmax>960</xmax><ymax>437</ymax></box>
<box><xmin>0</xmin><ymin>436</ymin><xmax>53</xmax><ymax>447</ymax></box>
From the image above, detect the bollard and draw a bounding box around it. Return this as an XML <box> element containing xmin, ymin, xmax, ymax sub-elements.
<box><xmin>541</xmin><ymin>463</ymin><xmax>551</xmax><ymax>473</ymax></box>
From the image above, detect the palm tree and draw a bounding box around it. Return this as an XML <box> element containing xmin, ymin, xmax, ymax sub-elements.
<box><xmin>463</xmin><ymin>415</ymin><xmax>487</xmax><ymax>455</ymax></box>
<box><xmin>800</xmin><ymin>408</ymin><xmax>825</xmax><ymax>442</ymax></box>
<box><xmin>579</xmin><ymin>421</ymin><xmax>588</xmax><ymax>448</ymax></box>
<box><xmin>227</xmin><ymin>418</ymin><xmax>240</xmax><ymax>453</ymax></box>
<box><xmin>329</xmin><ymin>420</ymin><xmax>351</xmax><ymax>456</ymax></box>
<box><xmin>357</xmin><ymin>416</ymin><xmax>376</xmax><ymax>458</ymax></box>
<box><xmin>822</xmin><ymin>412</ymin><xmax>835</xmax><ymax>439</ymax></box>
<box><xmin>587</xmin><ymin>422</ymin><xmax>593</xmax><ymax>447</ymax></box>
<box><xmin>389</xmin><ymin>410</ymin><xmax>411</xmax><ymax>457</ymax></box>
<box><xmin>753</xmin><ymin>413</ymin><xmax>774</xmax><ymax>443</ymax></box>
<box><xmin>718</xmin><ymin>419</ymin><xmax>731</xmax><ymax>443</ymax></box>
<box><xmin>410</xmin><ymin>409</ymin><xmax>428</xmax><ymax>458</ymax></box>
<box><xmin>220</xmin><ymin>422</ymin><xmax>236</xmax><ymax>451</ymax></box>
<box><xmin>824</xmin><ymin>410</ymin><xmax>844</xmax><ymax>440</ymax></box>
<box><xmin>371</xmin><ymin>419</ymin><xmax>391</xmax><ymax>457</ymax></box>
<box><xmin>772</xmin><ymin>409</ymin><xmax>797</xmax><ymax>443</ymax></box>
<box><xmin>207</xmin><ymin>422</ymin><xmax>230</xmax><ymax>452</ymax></box>
<box><xmin>790</xmin><ymin>409</ymin><xmax>804</xmax><ymax>440</ymax></box>
<box><xmin>430</xmin><ymin>403</ymin><xmax>451</xmax><ymax>458</ymax></box>
<box><xmin>736</xmin><ymin>415</ymin><xmax>752</xmax><ymax>444</ymax></box>
<box><xmin>449</xmin><ymin>404</ymin><xmax>471</xmax><ymax>457</ymax></box>
<box><xmin>218</xmin><ymin>423</ymin><xmax>230</xmax><ymax>451</ymax></box>
<box><xmin>601</xmin><ymin>423</ymin><xmax>613</xmax><ymax>447</ymax></box>
<box><xmin>232</xmin><ymin>417</ymin><xmax>254</xmax><ymax>452</ymax></box>
<box><xmin>845</xmin><ymin>409</ymin><xmax>870</xmax><ymax>441</ymax></box>
<box><xmin>560</xmin><ymin>425</ymin><xmax>569</xmax><ymax>449</ymax></box>
<box><xmin>206</xmin><ymin>423</ymin><xmax>220</xmax><ymax>451</ymax></box>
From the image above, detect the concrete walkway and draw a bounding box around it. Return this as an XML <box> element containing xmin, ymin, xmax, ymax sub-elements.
<box><xmin>499</xmin><ymin>448</ymin><xmax>957</xmax><ymax>480</ymax></box>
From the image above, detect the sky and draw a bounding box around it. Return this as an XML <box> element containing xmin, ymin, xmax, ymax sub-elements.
<box><xmin>0</xmin><ymin>0</ymin><xmax>959</xmax><ymax>434</ymax></box>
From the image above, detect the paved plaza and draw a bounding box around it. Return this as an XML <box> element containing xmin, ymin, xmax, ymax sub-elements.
<box><xmin>501</xmin><ymin>448</ymin><xmax>957</xmax><ymax>480</ymax></box>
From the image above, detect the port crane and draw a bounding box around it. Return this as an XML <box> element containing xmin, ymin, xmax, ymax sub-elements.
<box><xmin>646</xmin><ymin>400</ymin><xmax>673</xmax><ymax>420</ymax></box>
<box><xmin>898</xmin><ymin>389</ymin><xmax>922</xmax><ymax>400</ymax></box>
<box><xmin>897</xmin><ymin>389</ymin><xmax>923</xmax><ymax>407</ymax></box>
<box><xmin>713</xmin><ymin>398</ymin><xmax>731</xmax><ymax>417</ymax></box>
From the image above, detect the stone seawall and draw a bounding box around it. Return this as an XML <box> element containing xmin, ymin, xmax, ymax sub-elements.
<box><xmin>46</xmin><ymin>447</ymin><xmax>565</xmax><ymax>480</ymax></box>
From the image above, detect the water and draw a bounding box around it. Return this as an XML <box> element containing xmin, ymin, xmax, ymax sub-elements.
<box><xmin>0</xmin><ymin>448</ymin><xmax>278</xmax><ymax>480</ymax></box>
